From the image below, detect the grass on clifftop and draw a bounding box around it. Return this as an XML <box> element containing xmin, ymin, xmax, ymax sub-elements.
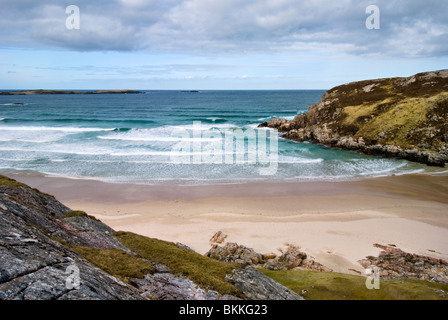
<box><xmin>62</xmin><ymin>210</ymin><xmax>101</xmax><ymax>222</ymax></box>
<box><xmin>0</xmin><ymin>175</ymin><xmax>31</xmax><ymax>188</ymax></box>
<box><xmin>114</xmin><ymin>231</ymin><xmax>244</xmax><ymax>298</ymax></box>
<box><xmin>262</xmin><ymin>269</ymin><xmax>448</xmax><ymax>300</ymax></box>
<box><xmin>0</xmin><ymin>175</ymin><xmax>55</xmax><ymax>198</ymax></box>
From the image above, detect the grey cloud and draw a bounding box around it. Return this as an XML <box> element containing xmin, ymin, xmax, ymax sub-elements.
<box><xmin>1</xmin><ymin>0</ymin><xmax>447</xmax><ymax>58</ymax></box>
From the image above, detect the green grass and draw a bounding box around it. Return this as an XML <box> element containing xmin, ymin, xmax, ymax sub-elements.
<box><xmin>261</xmin><ymin>269</ymin><xmax>448</xmax><ymax>300</ymax></box>
<box><xmin>63</xmin><ymin>210</ymin><xmax>101</xmax><ymax>222</ymax></box>
<box><xmin>0</xmin><ymin>175</ymin><xmax>55</xmax><ymax>198</ymax></box>
<box><xmin>338</xmin><ymin>91</ymin><xmax>448</xmax><ymax>150</ymax></box>
<box><xmin>0</xmin><ymin>175</ymin><xmax>31</xmax><ymax>188</ymax></box>
<box><xmin>72</xmin><ymin>246</ymin><xmax>155</xmax><ymax>284</ymax></box>
<box><xmin>114</xmin><ymin>231</ymin><xmax>244</xmax><ymax>298</ymax></box>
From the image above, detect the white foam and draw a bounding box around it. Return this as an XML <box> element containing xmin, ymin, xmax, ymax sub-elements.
<box><xmin>0</xmin><ymin>126</ymin><xmax>116</xmax><ymax>132</ymax></box>
<box><xmin>279</xmin><ymin>157</ymin><xmax>324</xmax><ymax>164</ymax></box>
<box><xmin>206</xmin><ymin>117</ymin><xmax>224</xmax><ymax>122</ymax></box>
<box><xmin>0</xmin><ymin>138</ymin><xmax>56</xmax><ymax>143</ymax></box>
<box><xmin>97</xmin><ymin>125</ymin><xmax>244</xmax><ymax>143</ymax></box>
<box><xmin>0</xmin><ymin>146</ymin><xmax>112</xmax><ymax>156</ymax></box>
<box><xmin>98</xmin><ymin>135</ymin><xmax>220</xmax><ymax>143</ymax></box>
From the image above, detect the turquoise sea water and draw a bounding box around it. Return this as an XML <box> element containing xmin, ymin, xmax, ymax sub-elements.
<box><xmin>0</xmin><ymin>90</ymin><xmax>441</xmax><ymax>185</ymax></box>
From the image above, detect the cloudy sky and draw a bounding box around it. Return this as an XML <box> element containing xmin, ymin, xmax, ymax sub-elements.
<box><xmin>1</xmin><ymin>0</ymin><xmax>447</xmax><ymax>90</ymax></box>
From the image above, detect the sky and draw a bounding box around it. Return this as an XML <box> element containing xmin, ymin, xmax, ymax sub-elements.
<box><xmin>0</xmin><ymin>0</ymin><xmax>447</xmax><ymax>90</ymax></box>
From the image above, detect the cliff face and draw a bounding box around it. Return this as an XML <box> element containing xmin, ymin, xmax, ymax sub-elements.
<box><xmin>260</xmin><ymin>70</ymin><xmax>448</xmax><ymax>166</ymax></box>
<box><xmin>0</xmin><ymin>175</ymin><xmax>301</xmax><ymax>300</ymax></box>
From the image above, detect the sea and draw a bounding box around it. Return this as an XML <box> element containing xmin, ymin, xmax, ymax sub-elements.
<box><xmin>0</xmin><ymin>90</ymin><xmax>443</xmax><ymax>185</ymax></box>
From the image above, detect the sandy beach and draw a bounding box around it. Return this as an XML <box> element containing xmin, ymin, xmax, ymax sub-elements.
<box><xmin>10</xmin><ymin>172</ymin><xmax>448</xmax><ymax>274</ymax></box>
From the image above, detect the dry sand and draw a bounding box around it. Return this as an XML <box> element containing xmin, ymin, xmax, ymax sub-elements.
<box><xmin>11</xmin><ymin>172</ymin><xmax>448</xmax><ymax>274</ymax></box>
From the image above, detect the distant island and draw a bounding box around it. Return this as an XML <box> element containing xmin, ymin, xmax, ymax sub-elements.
<box><xmin>0</xmin><ymin>89</ymin><xmax>142</xmax><ymax>95</ymax></box>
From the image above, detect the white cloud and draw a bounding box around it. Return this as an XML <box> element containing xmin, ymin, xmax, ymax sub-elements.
<box><xmin>0</xmin><ymin>0</ymin><xmax>447</xmax><ymax>58</ymax></box>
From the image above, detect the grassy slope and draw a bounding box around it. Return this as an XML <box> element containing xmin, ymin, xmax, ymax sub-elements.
<box><xmin>261</xmin><ymin>269</ymin><xmax>448</xmax><ymax>300</ymax></box>
<box><xmin>66</xmin><ymin>231</ymin><xmax>244</xmax><ymax>297</ymax></box>
<box><xmin>113</xmin><ymin>231</ymin><xmax>244</xmax><ymax>298</ymax></box>
<box><xmin>319</xmin><ymin>73</ymin><xmax>448</xmax><ymax>151</ymax></box>
<box><xmin>72</xmin><ymin>246</ymin><xmax>155</xmax><ymax>284</ymax></box>
<box><xmin>342</xmin><ymin>91</ymin><xmax>448</xmax><ymax>150</ymax></box>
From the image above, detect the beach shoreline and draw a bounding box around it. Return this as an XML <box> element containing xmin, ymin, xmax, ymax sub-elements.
<box><xmin>8</xmin><ymin>172</ymin><xmax>448</xmax><ymax>274</ymax></box>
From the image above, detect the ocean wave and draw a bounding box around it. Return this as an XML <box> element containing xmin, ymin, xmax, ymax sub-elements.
<box><xmin>0</xmin><ymin>146</ymin><xmax>112</xmax><ymax>156</ymax></box>
<box><xmin>110</xmin><ymin>150</ymin><xmax>248</xmax><ymax>157</ymax></box>
<box><xmin>0</xmin><ymin>126</ymin><xmax>117</xmax><ymax>132</ymax></box>
<box><xmin>98</xmin><ymin>135</ymin><xmax>220</xmax><ymax>143</ymax></box>
<box><xmin>202</xmin><ymin>117</ymin><xmax>227</xmax><ymax>123</ymax></box>
<box><xmin>0</xmin><ymin>138</ymin><xmax>56</xmax><ymax>143</ymax></box>
<box><xmin>0</xmin><ymin>118</ymin><xmax>155</xmax><ymax>124</ymax></box>
<box><xmin>257</xmin><ymin>115</ymin><xmax>296</xmax><ymax>121</ymax></box>
<box><xmin>97</xmin><ymin>124</ymin><xmax>242</xmax><ymax>142</ymax></box>
<box><xmin>279</xmin><ymin>157</ymin><xmax>324</xmax><ymax>164</ymax></box>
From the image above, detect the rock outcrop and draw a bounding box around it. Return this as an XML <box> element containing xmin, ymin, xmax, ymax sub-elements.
<box><xmin>359</xmin><ymin>244</ymin><xmax>448</xmax><ymax>284</ymax></box>
<box><xmin>0</xmin><ymin>179</ymin><xmax>144</xmax><ymax>300</ymax></box>
<box><xmin>226</xmin><ymin>266</ymin><xmax>303</xmax><ymax>300</ymax></box>
<box><xmin>0</xmin><ymin>176</ymin><xmax>302</xmax><ymax>300</ymax></box>
<box><xmin>206</xmin><ymin>240</ymin><xmax>331</xmax><ymax>272</ymax></box>
<box><xmin>260</xmin><ymin>69</ymin><xmax>448</xmax><ymax>166</ymax></box>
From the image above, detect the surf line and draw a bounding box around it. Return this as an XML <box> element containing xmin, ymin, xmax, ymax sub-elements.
<box><xmin>169</xmin><ymin>121</ymin><xmax>278</xmax><ymax>176</ymax></box>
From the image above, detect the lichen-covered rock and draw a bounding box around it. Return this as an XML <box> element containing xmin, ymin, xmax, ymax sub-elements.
<box><xmin>206</xmin><ymin>243</ymin><xmax>266</xmax><ymax>265</ymax></box>
<box><xmin>131</xmin><ymin>273</ymin><xmax>239</xmax><ymax>300</ymax></box>
<box><xmin>210</xmin><ymin>230</ymin><xmax>227</xmax><ymax>244</ymax></box>
<box><xmin>0</xmin><ymin>193</ymin><xmax>144</xmax><ymax>300</ymax></box>
<box><xmin>358</xmin><ymin>244</ymin><xmax>448</xmax><ymax>284</ymax></box>
<box><xmin>206</xmin><ymin>242</ymin><xmax>331</xmax><ymax>272</ymax></box>
<box><xmin>225</xmin><ymin>266</ymin><xmax>303</xmax><ymax>300</ymax></box>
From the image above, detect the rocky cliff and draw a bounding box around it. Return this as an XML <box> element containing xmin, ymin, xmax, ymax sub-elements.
<box><xmin>0</xmin><ymin>175</ymin><xmax>301</xmax><ymax>300</ymax></box>
<box><xmin>260</xmin><ymin>70</ymin><xmax>448</xmax><ymax>166</ymax></box>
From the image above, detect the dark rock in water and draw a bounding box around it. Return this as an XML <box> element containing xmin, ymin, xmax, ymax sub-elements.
<box><xmin>261</xmin><ymin>69</ymin><xmax>448</xmax><ymax>167</ymax></box>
